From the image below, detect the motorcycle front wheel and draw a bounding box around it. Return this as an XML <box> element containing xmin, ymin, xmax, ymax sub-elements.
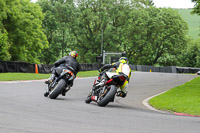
<box><xmin>49</xmin><ymin>79</ymin><xmax>67</xmax><ymax>99</ymax></box>
<box><xmin>97</xmin><ymin>85</ymin><xmax>117</xmax><ymax>107</ymax></box>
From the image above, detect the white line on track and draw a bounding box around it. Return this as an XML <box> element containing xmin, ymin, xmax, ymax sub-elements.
<box><xmin>142</xmin><ymin>91</ymin><xmax>169</xmax><ymax>114</ymax></box>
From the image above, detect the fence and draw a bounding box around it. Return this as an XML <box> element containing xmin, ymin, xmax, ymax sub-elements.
<box><xmin>0</xmin><ymin>61</ymin><xmax>102</xmax><ymax>73</ymax></box>
<box><xmin>0</xmin><ymin>61</ymin><xmax>200</xmax><ymax>74</ymax></box>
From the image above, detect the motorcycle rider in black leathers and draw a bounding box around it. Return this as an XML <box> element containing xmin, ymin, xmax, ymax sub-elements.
<box><xmin>45</xmin><ymin>51</ymin><xmax>81</xmax><ymax>96</ymax></box>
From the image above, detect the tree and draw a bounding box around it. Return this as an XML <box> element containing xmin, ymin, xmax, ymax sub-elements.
<box><xmin>126</xmin><ymin>7</ymin><xmax>188</xmax><ymax>65</ymax></box>
<box><xmin>37</xmin><ymin>0</ymin><xmax>189</xmax><ymax>66</ymax></box>
<box><xmin>178</xmin><ymin>38</ymin><xmax>200</xmax><ymax>67</ymax></box>
<box><xmin>0</xmin><ymin>0</ymin><xmax>10</xmax><ymax>60</ymax></box>
<box><xmin>73</xmin><ymin>0</ymin><xmax>189</xmax><ymax>65</ymax></box>
<box><xmin>145</xmin><ymin>8</ymin><xmax>188</xmax><ymax>66</ymax></box>
<box><xmin>73</xmin><ymin>0</ymin><xmax>150</xmax><ymax>63</ymax></box>
<box><xmin>74</xmin><ymin>0</ymin><xmax>112</xmax><ymax>63</ymax></box>
<box><xmin>0</xmin><ymin>29</ymin><xmax>10</xmax><ymax>61</ymax></box>
<box><xmin>121</xmin><ymin>8</ymin><xmax>150</xmax><ymax>64</ymax></box>
<box><xmin>1</xmin><ymin>0</ymin><xmax>48</xmax><ymax>63</ymax></box>
<box><xmin>192</xmin><ymin>0</ymin><xmax>200</xmax><ymax>15</ymax></box>
<box><xmin>38</xmin><ymin>0</ymin><xmax>77</xmax><ymax>64</ymax></box>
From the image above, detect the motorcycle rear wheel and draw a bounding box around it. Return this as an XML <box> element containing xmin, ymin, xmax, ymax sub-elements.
<box><xmin>97</xmin><ymin>85</ymin><xmax>117</xmax><ymax>107</ymax></box>
<box><xmin>49</xmin><ymin>79</ymin><xmax>67</xmax><ymax>99</ymax></box>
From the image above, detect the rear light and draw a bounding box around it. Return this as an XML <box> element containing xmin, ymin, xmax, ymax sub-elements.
<box><xmin>105</xmin><ymin>79</ymin><xmax>113</xmax><ymax>85</ymax></box>
<box><xmin>68</xmin><ymin>71</ymin><xmax>73</xmax><ymax>75</ymax></box>
<box><xmin>119</xmin><ymin>76</ymin><xmax>126</xmax><ymax>81</ymax></box>
<box><xmin>64</xmin><ymin>69</ymin><xmax>73</xmax><ymax>75</ymax></box>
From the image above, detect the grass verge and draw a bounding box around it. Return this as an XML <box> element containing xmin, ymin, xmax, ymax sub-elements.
<box><xmin>149</xmin><ymin>76</ymin><xmax>200</xmax><ymax>116</ymax></box>
<box><xmin>0</xmin><ymin>70</ymin><xmax>99</xmax><ymax>81</ymax></box>
<box><xmin>77</xmin><ymin>70</ymin><xmax>99</xmax><ymax>77</ymax></box>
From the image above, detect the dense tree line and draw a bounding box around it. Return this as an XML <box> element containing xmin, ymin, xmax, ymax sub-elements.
<box><xmin>0</xmin><ymin>0</ymin><xmax>200</xmax><ymax>67</ymax></box>
<box><xmin>0</xmin><ymin>0</ymin><xmax>48</xmax><ymax>63</ymax></box>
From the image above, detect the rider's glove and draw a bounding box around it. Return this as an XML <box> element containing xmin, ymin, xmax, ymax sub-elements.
<box><xmin>98</xmin><ymin>69</ymin><xmax>102</xmax><ymax>73</ymax></box>
<box><xmin>116</xmin><ymin>91</ymin><xmax>126</xmax><ymax>98</ymax></box>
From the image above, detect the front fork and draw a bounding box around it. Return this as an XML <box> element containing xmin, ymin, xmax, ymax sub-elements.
<box><xmin>100</xmin><ymin>86</ymin><xmax>107</xmax><ymax>96</ymax></box>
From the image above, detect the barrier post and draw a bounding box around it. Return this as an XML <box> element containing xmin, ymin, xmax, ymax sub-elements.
<box><xmin>35</xmin><ymin>64</ymin><xmax>38</xmax><ymax>74</ymax></box>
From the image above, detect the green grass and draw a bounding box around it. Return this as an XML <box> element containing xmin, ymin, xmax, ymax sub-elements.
<box><xmin>0</xmin><ymin>73</ymin><xmax>50</xmax><ymax>81</ymax></box>
<box><xmin>149</xmin><ymin>76</ymin><xmax>200</xmax><ymax>116</ymax></box>
<box><xmin>177</xmin><ymin>9</ymin><xmax>200</xmax><ymax>40</ymax></box>
<box><xmin>0</xmin><ymin>70</ymin><xmax>99</xmax><ymax>81</ymax></box>
<box><xmin>76</xmin><ymin>70</ymin><xmax>99</xmax><ymax>77</ymax></box>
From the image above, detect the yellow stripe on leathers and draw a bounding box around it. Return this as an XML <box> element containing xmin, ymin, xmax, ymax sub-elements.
<box><xmin>120</xmin><ymin>80</ymin><xmax>128</xmax><ymax>90</ymax></box>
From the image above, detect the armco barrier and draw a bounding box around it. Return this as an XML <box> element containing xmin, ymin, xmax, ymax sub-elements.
<box><xmin>176</xmin><ymin>67</ymin><xmax>200</xmax><ymax>73</ymax></box>
<box><xmin>133</xmin><ymin>65</ymin><xmax>177</xmax><ymax>73</ymax></box>
<box><xmin>0</xmin><ymin>61</ymin><xmax>200</xmax><ymax>74</ymax></box>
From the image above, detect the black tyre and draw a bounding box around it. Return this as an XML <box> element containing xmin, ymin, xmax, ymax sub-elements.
<box><xmin>49</xmin><ymin>79</ymin><xmax>66</xmax><ymax>99</ymax></box>
<box><xmin>97</xmin><ymin>85</ymin><xmax>117</xmax><ymax>107</ymax></box>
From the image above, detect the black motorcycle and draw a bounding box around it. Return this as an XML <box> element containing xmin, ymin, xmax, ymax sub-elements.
<box><xmin>44</xmin><ymin>67</ymin><xmax>75</xmax><ymax>99</ymax></box>
<box><xmin>85</xmin><ymin>70</ymin><xmax>126</xmax><ymax>107</ymax></box>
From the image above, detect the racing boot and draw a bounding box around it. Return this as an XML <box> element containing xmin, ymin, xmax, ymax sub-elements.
<box><xmin>116</xmin><ymin>91</ymin><xmax>126</xmax><ymax>98</ymax></box>
<box><xmin>69</xmin><ymin>81</ymin><xmax>73</xmax><ymax>87</ymax></box>
<box><xmin>44</xmin><ymin>91</ymin><xmax>49</xmax><ymax>97</ymax></box>
<box><xmin>62</xmin><ymin>87</ymin><xmax>71</xmax><ymax>96</ymax></box>
<box><xmin>45</xmin><ymin>74</ymin><xmax>55</xmax><ymax>84</ymax></box>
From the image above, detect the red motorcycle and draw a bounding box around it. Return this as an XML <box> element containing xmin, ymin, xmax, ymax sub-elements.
<box><xmin>85</xmin><ymin>70</ymin><xmax>126</xmax><ymax>107</ymax></box>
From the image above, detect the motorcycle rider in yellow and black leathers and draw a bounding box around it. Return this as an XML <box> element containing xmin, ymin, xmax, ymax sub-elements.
<box><xmin>99</xmin><ymin>57</ymin><xmax>131</xmax><ymax>98</ymax></box>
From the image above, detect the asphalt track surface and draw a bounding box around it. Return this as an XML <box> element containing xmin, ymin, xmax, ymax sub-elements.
<box><xmin>0</xmin><ymin>72</ymin><xmax>200</xmax><ymax>133</ymax></box>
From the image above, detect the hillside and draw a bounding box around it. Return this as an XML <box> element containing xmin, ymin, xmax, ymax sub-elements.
<box><xmin>177</xmin><ymin>9</ymin><xmax>200</xmax><ymax>40</ymax></box>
